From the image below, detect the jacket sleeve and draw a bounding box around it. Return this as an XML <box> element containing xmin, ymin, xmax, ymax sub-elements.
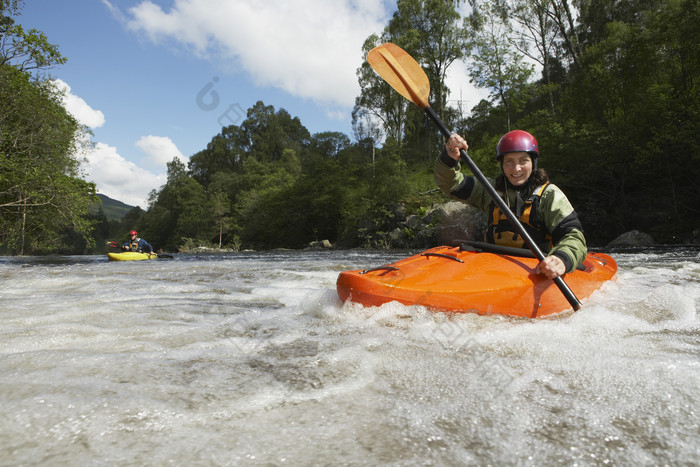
<box><xmin>434</xmin><ymin>149</ymin><xmax>468</xmax><ymax>195</ymax></box>
<box><xmin>538</xmin><ymin>184</ymin><xmax>587</xmax><ymax>273</ymax></box>
<box><xmin>434</xmin><ymin>150</ymin><xmax>492</xmax><ymax>212</ymax></box>
<box><xmin>140</xmin><ymin>239</ymin><xmax>154</xmax><ymax>253</ymax></box>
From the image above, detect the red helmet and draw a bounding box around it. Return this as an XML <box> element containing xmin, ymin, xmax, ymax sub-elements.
<box><xmin>496</xmin><ymin>130</ymin><xmax>539</xmax><ymax>159</ymax></box>
<box><xmin>129</xmin><ymin>230</ymin><xmax>137</xmax><ymax>236</ymax></box>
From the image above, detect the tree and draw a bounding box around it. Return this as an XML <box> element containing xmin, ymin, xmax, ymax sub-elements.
<box><xmin>386</xmin><ymin>0</ymin><xmax>467</xmax><ymax>122</ymax></box>
<box><xmin>546</xmin><ymin>0</ymin><xmax>583</xmax><ymax>67</ymax></box>
<box><xmin>188</xmin><ymin>124</ymin><xmax>247</xmax><ymax>191</ymax></box>
<box><xmin>351</xmin><ymin>107</ymin><xmax>384</xmax><ymax>168</ymax></box>
<box><xmin>387</xmin><ymin>0</ymin><xmax>470</xmax><ymax>162</ymax></box>
<box><xmin>0</xmin><ymin>65</ymin><xmax>96</xmax><ymax>254</ymax></box>
<box><xmin>0</xmin><ymin>0</ymin><xmax>66</xmax><ymax>73</ymax></box>
<box><xmin>0</xmin><ymin>2</ymin><xmax>98</xmax><ymax>254</ymax></box>
<box><xmin>243</xmin><ymin>101</ymin><xmax>310</xmax><ymax>164</ymax></box>
<box><xmin>353</xmin><ymin>34</ymin><xmax>409</xmax><ymax>150</ymax></box>
<box><xmin>465</xmin><ymin>0</ymin><xmax>534</xmax><ymax>130</ymax></box>
<box><xmin>174</xmin><ymin>177</ymin><xmax>210</xmax><ymax>243</ymax></box>
<box><xmin>210</xmin><ymin>190</ymin><xmax>231</xmax><ymax>248</ymax></box>
<box><xmin>354</xmin><ymin>1</ymin><xmax>468</xmax><ymax>162</ymax></box>
<box><xmin>142</xmin><ymin>158</ymin><xmax>196</xmax><ymax>250</ymax></box>
<box><xmin>509</xmin><ymin>0</ymin><xmax>561</xmax><ymax>115</ymax></box>
<box><xmin>310</xmin><ymin>132</ymin><xmax>351</xmax><ymax>158</ymax></box>
<box><xmin>553</xmin><ymin>0</ymin><xmax>700</xmax><ymax>241</ymax></box>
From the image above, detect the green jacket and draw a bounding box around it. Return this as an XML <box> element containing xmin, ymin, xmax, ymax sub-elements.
<box><xmin>434</xmin><ymin>152</ymin><xmax>587</xmax><ymax>273</ymax></box>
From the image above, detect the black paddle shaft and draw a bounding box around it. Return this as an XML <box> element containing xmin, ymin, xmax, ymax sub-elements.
<box><xmin>425</xmin><ymin>107</ymin><xmax>582</xmax><ymax>310</ymax></box>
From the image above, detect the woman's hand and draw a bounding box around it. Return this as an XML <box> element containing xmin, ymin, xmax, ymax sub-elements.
<box><xmin>445</xmin><ymin>133</ymin><xmax>468</xmax><ymax>160</ymax></box>
<box><xmin>536</xmin><ymin>255</ymin><xmax>566</xmax><ymax>279</ymax></box>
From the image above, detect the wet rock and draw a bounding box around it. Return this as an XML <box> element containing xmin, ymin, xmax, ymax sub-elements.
<box><xmin>421</xmin><ymin>207</ymin><xmax>444</xmax><ymax>226</ymax></box>
<box><xmin>404</xmin><ymin>214</ymin><xmax>422</xmax><ymax>230</ymax></box>
<box><xmin>390</xmin><ymin>203</ymin><xmax>407</xmax><ymax>221</ymax></box>
<box><xmin>308</xmin><ymin>239</ymin><xmax>332</xmax><ymax>249</ymax></box>
<box><xmin>606</xmin><ymin>230</ymin><xmax>655</xmax><ymax>248</ymax></box>
<box><xmin>432</xmin><ymin>201</ymin><xmax>487</xmax><ymax>246</ymax></box>
<box><xmin>389</xmin><ymin>227</ymin><xmax>404</xmax><ymax>242</ymax></box>
<box><xmin>355</xmin><ymin>201</ymin><xmax>488</xmax><ymax>249</ymax></box>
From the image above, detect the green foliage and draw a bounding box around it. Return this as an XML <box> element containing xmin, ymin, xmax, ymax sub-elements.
<box><xmin>134</xmin><ymin>0</ymin><xmax>698</xmax><ymax>250</ymax></box>
<box><xmin>0</xmin><ymin>2</ymin><xmax>99</xmax><ymax>255</ymax></box>
<box><xmin>543</xmin><ymin>0</ymin><xmax>700</xmax><ymax>242</ymax></box>
<box><xmin>465</xmin><ymin>1</ymin><xmax>535</xmax><ymax>130</ymax></box>
<box><xmin>353</xmin><ymin>0</ymin><xmax>469</xmax><ymax>164</ymax></box>
<box><xmin>5</xmin><ymin>0</ymin><xmax>699</xmax><ymax>254</ymax></box>
<box><xmin>386</xmin><ymin>0</ymin><xmax>468</xmax><ymax>119</ymax></box>
<box><xmin>0</xmin><ymin>64</ymin><xmax>96</xmax><ymax>254</ymax></box>
<box><xmin>353</xmin><ymin>34</ymin><xmax>409</xmax><ymax>150</ymax></box>
<box><xmin>0</xmin><ymin>1</ymin><xmax>67</xmax><ymax>73</ymax></box>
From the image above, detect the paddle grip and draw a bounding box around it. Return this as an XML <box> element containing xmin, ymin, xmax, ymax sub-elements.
<box><xmin>425</xmin><ymin>107</ymin><xmax>582</xmax><ymax>311</ymax></box>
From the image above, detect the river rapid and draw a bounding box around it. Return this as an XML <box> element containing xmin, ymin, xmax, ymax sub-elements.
<box><xmin>0</xmin><ymin>248</ymin><xmax>698</xmax><ymax>466</ymax></box>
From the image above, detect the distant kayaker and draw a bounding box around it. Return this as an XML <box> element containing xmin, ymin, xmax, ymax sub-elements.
<box><xmin>123</xmin><ymin>230</ymin><xmax>155</xmax><ymax>256</ymax></box>
<box><xmin>434</xmin><ymin>129</ymin><xmax>587</xmax><ymax>280</ymax></box>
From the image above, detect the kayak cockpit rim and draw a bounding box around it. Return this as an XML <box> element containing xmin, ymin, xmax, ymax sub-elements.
<box><xmin>357</xmin><ymin>241</ymin><xmax>586</xmax><ymax>277</ymax></box>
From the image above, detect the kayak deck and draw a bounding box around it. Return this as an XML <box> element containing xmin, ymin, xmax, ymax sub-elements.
<box><xmin>336</xmin><ymin>244</ymin><xmax>617</xmax><ymax>318</ymax></box>
<box><xmin>107</xmin><ymin>252</ymin><xmax>156</xmax><ymax>261</ymax></box>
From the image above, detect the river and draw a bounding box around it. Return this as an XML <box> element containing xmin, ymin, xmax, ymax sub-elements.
<box><xmin>1</xmin><ymin>248</ymin><xmax>698</xmax><ymax>465</ymax></box>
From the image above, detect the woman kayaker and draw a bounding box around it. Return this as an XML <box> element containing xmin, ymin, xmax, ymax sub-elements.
<box><xmin>434</xmin><ymin>129</ymin><xmax>587</xmax><ymax>280</ymax></box>
<box><xmin>123</xmin><ymin>230</ymin><xmax>155</xmax><ymax>256</ymax></box>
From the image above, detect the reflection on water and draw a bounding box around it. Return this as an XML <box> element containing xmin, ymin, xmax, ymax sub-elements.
<box><xmin>0</xmin><ymin>248</ymin><xmax>698</xmax><ymax>465</ymax></box>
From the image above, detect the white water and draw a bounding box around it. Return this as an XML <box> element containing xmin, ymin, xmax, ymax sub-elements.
<box><xmin>0</xmin><ymin>249</ymin><xmax>698</xmax><ymax>465</ymax></box>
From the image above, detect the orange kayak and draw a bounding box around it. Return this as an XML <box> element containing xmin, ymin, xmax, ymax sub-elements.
<box><xmin>336</xmin><ymin>242</ymin><xmax>617</xmax><ymax>318</ymax></box>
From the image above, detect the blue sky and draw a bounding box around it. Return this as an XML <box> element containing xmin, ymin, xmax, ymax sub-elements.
<box><xmin>17</xmin><ymin>0</ymin><xmax>486</xmax><ymax>208</ymax></box>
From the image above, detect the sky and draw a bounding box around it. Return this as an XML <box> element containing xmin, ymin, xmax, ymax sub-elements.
<box><xmin>17</xmin><ymin>0</ymin><xmax>488</xmax><ymax>208</ymax></box>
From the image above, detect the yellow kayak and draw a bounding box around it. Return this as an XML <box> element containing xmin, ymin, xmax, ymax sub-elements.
<box><xmin>107</xmin><ymin>251</ymin><xmax>157</xmax><ymax>261</ymax></box>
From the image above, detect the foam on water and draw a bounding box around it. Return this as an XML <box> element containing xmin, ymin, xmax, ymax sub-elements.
<box><xmin>0</xmin><ymin>250</ymin><xmax>698</xmax><ymax>465</ymax></box>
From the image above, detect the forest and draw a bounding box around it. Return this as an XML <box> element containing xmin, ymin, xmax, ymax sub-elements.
<box><xmin>1</xmin><ymin>0</ymin><xmax>698</xmax><ymax>255</ymax></box>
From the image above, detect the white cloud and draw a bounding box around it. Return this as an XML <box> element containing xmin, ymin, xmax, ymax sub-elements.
<box><xmin>84</xmin><ymin>142</ymin><xmax>165</xmax><ymax>208</ymax></box>
<box><xmin>54</xmin><ymin>79</ymin><xmax>106</xmax><ymax>128</ymax></box>
<box><xmin>115</xmin><ymin>0</ymin><xmax>494</xmax><ymax>126</ymax></box>
<box><xmin>120</xmin><ymin>0</ymin><xmax>391</xmax><ymax>117</ymax></box>
<box><xmin>444</xmin><ymin>60</ymin><xmax>491</xmax><ymax>118</ymax></box>
<box><xmin>135</xmin><ymin>135</ymin><xmax>187</xmax><ymax>168</ymax></box>
<box><xmin>53</xmin><ymin>78</ymin><xmax>166</xmax><ymax>207</ymax></box>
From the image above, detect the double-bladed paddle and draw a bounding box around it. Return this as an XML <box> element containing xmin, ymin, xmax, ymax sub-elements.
<box><xmin>367</xmin><ymin>42</ymin><xmax>582</xmax><ymax>311</ymax></box>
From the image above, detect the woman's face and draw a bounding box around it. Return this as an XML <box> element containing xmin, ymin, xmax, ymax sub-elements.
<box><xmin>501</xmin><ymin>152</ymin><xmax>533</xmax><ymax>187</ymax></box>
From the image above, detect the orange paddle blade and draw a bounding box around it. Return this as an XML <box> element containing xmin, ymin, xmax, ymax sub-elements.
<box><xmin>366</xmin><ymin>42</ymin><xmax>430</xmax><ymax>109</ymax></box>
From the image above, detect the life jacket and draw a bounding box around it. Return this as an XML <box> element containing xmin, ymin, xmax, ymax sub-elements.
<box><xmin>485</xmin><ymin>183</ymin><xmax>552</xmax><ymax>252</ymax></box>
<box><xmin>128</xmin><ymin>238</ymin><xmax>142</xmax><ymax>252</ymax></box>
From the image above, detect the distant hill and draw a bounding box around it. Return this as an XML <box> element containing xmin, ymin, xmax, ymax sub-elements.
<box><xmin>90</xmin><ymin>194</ymin><xmax>136</xmax><ymax>221</ymax></box>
